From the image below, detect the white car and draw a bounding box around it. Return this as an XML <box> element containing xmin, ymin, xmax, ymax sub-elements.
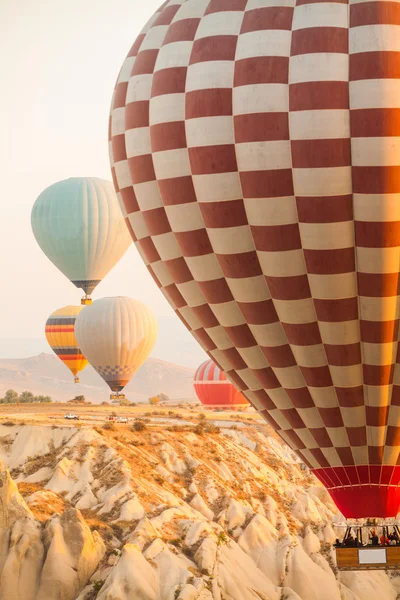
<box><xmin>116</xmin><ymin>416</ymin><xmax>128</xmax><ymax>423</ymax></box>
<box><xmin>64</xmin><ymin>413</ymin><xmax>79</xmax><ymax>420</ymax></box>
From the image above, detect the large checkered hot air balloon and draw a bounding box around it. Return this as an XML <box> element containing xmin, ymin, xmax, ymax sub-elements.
<box><xmin>74</xmin><ymin>297</ymin><xmax>158</xmax><ymax>399</ymax></box>
<box><xmin>109</xmin><ymin>0</ymin><xmax>400</xmax><ymax>519</ymax></box>
<box><xmin>194</xmin><ymin>359</ymin><xmax>249</xmax><ymax>409</ymax></box>
<box><xmin>31</xmin><ymin>177</ymin><xmax>131</xmax><ymax>305</ymax></box>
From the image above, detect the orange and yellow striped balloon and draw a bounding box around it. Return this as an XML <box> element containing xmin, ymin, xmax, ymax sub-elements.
<box><xmin>45</xmin><ymin>306</ymin><xmax>88</xmax><ymax>382</ymax></box>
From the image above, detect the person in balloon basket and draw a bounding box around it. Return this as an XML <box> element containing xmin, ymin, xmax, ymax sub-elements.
<box><xmin>380</xmin><ymin>533</ymin><xmax>390</xmax><ymax>546</ymax></box>
<box><xmin>369</xmin><ymin>530</ymin><xmax>379</xmax><ymax>546</ymax></box>
<box><xmin>344</xmin><ymin>535</ymin><xmax>356</xmax><ymax>547</ymax></box>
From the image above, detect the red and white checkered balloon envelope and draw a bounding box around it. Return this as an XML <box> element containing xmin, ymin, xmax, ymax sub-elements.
<box><xmin>109</xmin><ymin>0</ymin><xmax>400</xmax><ymax>519</ymax></box>
<box><xmin>194</xmin><ymin>359</ymin><xmax>249</xmax><ymax>408</ymax></box>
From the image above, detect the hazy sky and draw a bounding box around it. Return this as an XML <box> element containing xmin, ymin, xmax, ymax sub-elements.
<box><xmin>0</xmin><ymin>0</ymin><xmax>207</xmax><ymax>367</ymax></box>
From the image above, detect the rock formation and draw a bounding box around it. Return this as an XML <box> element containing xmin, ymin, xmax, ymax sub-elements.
<box><xmin>0</xmin><ymin>421</ymin><xmax>398</xmax><ymax>599</ymax></box>
<box><xmin>0</xmin><ymin>457</ymin><xmax>104</xmax><ymax>600</ymax></box>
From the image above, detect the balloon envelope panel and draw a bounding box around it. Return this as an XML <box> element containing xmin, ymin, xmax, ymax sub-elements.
<box><xmin>45</xmin><ymin>306</ymin><xmax>88</xmax><ymax>377</ymax></box>
<box><xmin>31</xmin><ymin>177</ymin><xmax>131</xmax><ymax>294</ymax></box>
<box><xmin>74</xmin><ymin>297</ymin><xmax>158</xmax><ymax>392</ymax></box>
<box><xmin>194</xmin><ymin>360</ymin><xmax>249</xmax><ymax>408</ymax></box>
<box><xmin>109</xmin><ymin>0</ymin><xmax>400</xmax><ymax>518</ymax></box>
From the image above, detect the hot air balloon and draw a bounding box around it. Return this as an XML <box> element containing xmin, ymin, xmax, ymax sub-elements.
<box><xmin>31</xmin><ymin>177</ymin><xmax>131</xmax><ymax>304</ymax></box>
<box><xmin>45</xmin><ymin>306</ymin><xmax>88</xmax><ymax>383</ymax></box>
<box><xmin>109</xmin><ymin>0</ymin><xmax>400</xmax><ymax>525</ymax></box>
<box><xmin>74</xmin><ymin>297</ymin><xmax>157</xmax><ymax>400</ymax></box>
<box><xmin>194</xmin><ymin>360</ymin><xmax>249</xmax><ymax>410</ymax></box>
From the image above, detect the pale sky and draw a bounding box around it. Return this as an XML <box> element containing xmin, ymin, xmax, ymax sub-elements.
<box><xmin>0</xmin><ymin>0</ymin><xmax>207</xmax><ymax>367</ymax></box>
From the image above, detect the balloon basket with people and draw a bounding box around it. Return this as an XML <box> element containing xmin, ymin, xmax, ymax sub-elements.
<box><xmin>110</xmin><ymin>392</ymin><xmax>126</xmax><ymax>402</ymax></box>
<box><xmin>334</xmin><ymin>518</ymin><xmax>400</xmax><ymax>570</ymax></box>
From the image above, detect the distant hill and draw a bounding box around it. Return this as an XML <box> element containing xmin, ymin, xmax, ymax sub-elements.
<box><xmin>0</xmin><ymin>353</ymin><xmax>197</xmax><ymax>404</ymax></box>
<box><xmin>0</xmin><ymin>315</ymin><xmax>208</xmax><ymax>369</ymax></box>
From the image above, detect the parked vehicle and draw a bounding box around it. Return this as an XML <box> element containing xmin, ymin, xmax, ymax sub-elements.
<box><xmin>64</xmin><ymin>413</ymin><xmax>79</xmax><ymax>420</ymax></box>
<box><xmin>116</xmin><ymin>416</ymin><xmax>128</xmax><ymax>423</ymax></box>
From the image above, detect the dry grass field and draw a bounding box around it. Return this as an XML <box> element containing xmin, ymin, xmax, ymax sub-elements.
<box><xmin>0</xmin><ymin>401</ymin><xmax>261</xmax><ymax>428</ymax></box>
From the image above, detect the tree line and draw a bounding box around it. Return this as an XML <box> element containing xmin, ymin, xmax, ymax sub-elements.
<box><xmin>0</xmin><ymin>389</ymin><xmax>53</xmax><ymax>404</ymax></box>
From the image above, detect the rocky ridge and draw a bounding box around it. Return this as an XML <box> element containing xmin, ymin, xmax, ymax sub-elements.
<box><xmin>0</xmin><ymin>420</ymin><xmax>398</xmax><ymax>600</ymax></box>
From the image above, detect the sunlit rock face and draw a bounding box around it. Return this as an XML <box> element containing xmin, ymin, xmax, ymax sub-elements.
<box><xmin>0</xmin><ymin>422</ymin><xmax>399</xmax><ymax>599</ymax></box>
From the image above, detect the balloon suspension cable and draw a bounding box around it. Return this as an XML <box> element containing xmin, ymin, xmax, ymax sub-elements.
<box><xmin>333</xmin><ymin>517</ymin><xmax>400</xmax><ymax>531</ymax></box>
<box><xmin>344</xmin><ymin>517</ymin><xmax>400</xmax><ymax>528</ymax></box>
<box><xmin>81</xmin><ymin>295</ymin><xmax>92</xmax><ymax>306</ymax></box>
